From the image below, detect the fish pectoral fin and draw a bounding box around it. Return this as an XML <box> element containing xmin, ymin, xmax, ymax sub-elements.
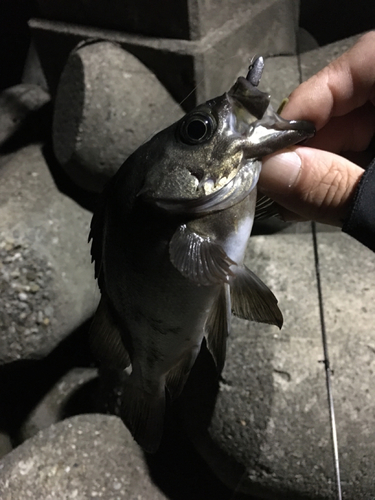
<box><xmin>89</xmin><ymin>296</ymin><xmax>131</xmax><ymax>370</ymax></box>
<box><xmin>166</xmin><ymin>345</ymin><xmax>201</xmax><ymax>400</ymax></box>
<box><xmin>169</xmin><ymin>223</ymin><xmax>236</xmax><ymax>285</ymax></box>
<box><xmin>231</xmin><ymin>266</ymin><xmax>283</xmax><ymax>328</ymax></box>
<box><xmin>255</xmin><ymin>193</ymin><xmax>281</xmax><ymax>220</ymax></box>
<box><xmin>121</xmin><ymin>375</ymin><xmax>165</xmax><ymax>454</ymax></box>
<box><xmin>205</xmin><ymin>283</ymin><xmax>231</xmax><ymax>373</ymax></box>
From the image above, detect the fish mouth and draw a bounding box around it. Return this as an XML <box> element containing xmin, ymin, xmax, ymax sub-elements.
<box><xmin>154</xmin><ymin>157</ymin><xmax>261</xmax><ymax>215</ymax></box>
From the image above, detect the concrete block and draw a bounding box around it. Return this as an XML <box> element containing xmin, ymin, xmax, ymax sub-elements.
<box><xmin>0</xmin><ymin>84</ymin><xmax>50</xmax><ymax>147</ymax></box>
<box><xmin>37</xmin><ymin>0</ymin><xmax>299</xmax><ymax>41</ymax></box>
<box><xmin>30</xmin><ymin>0</ymin><xmax>298</xmax><ymax>109</ymax></box>
<box><xmin>300</xmin><ymin>34</ymin><xmax>362</xmax><ymax>82</ymax></box>
<box><xmin>52</xmin><ymin>41</ymin><xmax>183</xmax><ymax>192</ymax></box>
<box><xmin>261</xmin><ymin>54</ymin><xmax>300</xmax><ymax>110</ymax></box>
<box><xmin>19</xmin><ymin>368</ymin><xmax>98</xmax><ymax>442</ymax></box>
<box><xmin>0</xmin><ymin>415</ymin><xmax>169</xmax><ymax>500</ymax></box>
<box><xmin>0</xmin><ymin>144</ymin><xmax>98</xmax><ymax>364</ymax></box>
<box><xmin>178</xmin><ymin>232</ymin><xmax>375</xmax><ymax>499</ymax></box>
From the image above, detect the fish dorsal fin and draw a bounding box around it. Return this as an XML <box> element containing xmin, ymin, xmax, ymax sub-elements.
<box><xmin>169</xmin><ymin>224</ymin><xmax>236</xmax><ymax>285</ymax></box>
<box><xmin>205</xmin><ymin>283</ymin><xmax>231</xmax><ymax>373</ymax></box>
<box><xmin>89</xmin><ymin>184</ymin><xmax>112</xmax><ymax>290</ymax></box>
<box><xmin>165</xmin><ymin>345</ymin><xmax>201</xmax><ymax>400</ymax></box>
<box><xmin>255</xmin><ymin>193</ymin><xmax>280</xmax><ymax>220</ymax></box>
<box><xmin>89</xmin><ymin>296</ymin><xmax>131</xmax><ymax>370</ymax></box>
<box><xmin>231</xmin><ymin>266</ymin><xmax>283</xmax><ymax>328</ymax></box>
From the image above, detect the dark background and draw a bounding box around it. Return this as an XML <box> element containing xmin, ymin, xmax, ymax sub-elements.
<box><xmin>0</xmin><ymin>0</ymin><xmax>374</xmax><ymax>92</ymax></box>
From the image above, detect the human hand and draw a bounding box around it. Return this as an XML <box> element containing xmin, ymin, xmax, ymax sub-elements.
<box><xmin>258</xmin><ymin>31</ymin><xmax>375</xmax><ymax>227</ymax></box>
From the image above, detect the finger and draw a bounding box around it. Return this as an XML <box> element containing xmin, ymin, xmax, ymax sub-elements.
<box><xmin>306</xmin><ymin>101</ymin><xmax>375</xmax><ymax>153</ymax></box>
<box><xmin>258</xmin><ymin>146</ymin><xmax>364</xmax><ymax>227</ymax></box>
<box><xmin>281</xmin><ymin>31</ymin><xmax>375</xmax><ymax>129</ymax></box>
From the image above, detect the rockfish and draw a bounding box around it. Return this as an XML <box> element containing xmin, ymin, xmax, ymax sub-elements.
<box><xmin>89</xmin><ymin>57</ymin><xmax>315</xmax><ymax>452</ymax></box>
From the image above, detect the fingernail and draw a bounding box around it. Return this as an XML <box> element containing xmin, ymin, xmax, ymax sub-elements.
<box><xmin>259</xmin><ymin>151</ymin><xmax>302</xmax><ymax>194</ymax></box>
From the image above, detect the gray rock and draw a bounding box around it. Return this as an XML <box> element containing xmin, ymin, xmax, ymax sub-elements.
<box><xmin>300</xmin><ymin>34</ymin><xmax>363</xmax><ymax>81</ymax></box>
<box><xmin>0</xmin><ymin>414</ymin><xmax>168</xmax><ymax>500</ymax></box>
<box><xmin>0</xmin><ymin>84</ymin><xmax>50</xmax><ymax>147</ymax></box>
<box><xmin>20</xmin><ymin>368</ymin><xmax>98</xmax><ymax>441</ymax></box>
<box><xmin>261</xmin><ymin>55</ymin><xmax>300</xmax><ymax>111</ymax></box>
<box><xmin>297</xmin><ymin>28</ymin><xmax>319</xmax><ymax>54</ymax></box>
<box><xmin>0</xmin><ymin>144</ymin><xmax>98</xmax><ymax>364</ymax></box>
<box><xmin>53</xmin><ymin>41</ymin><xmax>183</xmax><ymax>192</ymax></box>
<box><xmin>183</xmin><ymin>232</ymin><xmax>375</xmax><ymax>499</ymax></box>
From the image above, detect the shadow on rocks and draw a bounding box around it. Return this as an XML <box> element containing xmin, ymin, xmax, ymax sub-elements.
<box><xmin>42</xmin><ymin>142</ymin><xmax>100</xmax><ymax>213</ymax></box>
<box><xmin>0</xmin><ymin>317</ymin><xmax>97</xmax><ymax>446</ymax></box>
<box><xmin>144</xmin><ymin>343</ymin><xmax>259</xmax><ymax>500</ymax></box>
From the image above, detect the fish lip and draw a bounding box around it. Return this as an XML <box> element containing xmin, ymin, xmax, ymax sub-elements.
<box><xmin>257</xmin><ymin>106</ymin><xmax>315</xmax><ymax>137</ymax></box>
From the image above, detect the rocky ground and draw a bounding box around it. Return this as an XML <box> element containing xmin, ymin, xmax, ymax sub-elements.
<box><xmin>0</xmin><ymin>3</ymin><xmax>374</xmax><ymax>499</ymax></box>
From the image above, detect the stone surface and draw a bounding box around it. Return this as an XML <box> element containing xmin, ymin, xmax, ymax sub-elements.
<box><xmin>180</xmin><ymin>232</ymin><xmax>375</xmax><ymax>499</ymax></box>
<box><xmin>0</xmin><ymin>84</ymin><xmax>50</xmax><ymax>147</ymax></box>
<box><xmin>53</xmin><ymin>41</ymin><xmax>183</xmax><ymax>192</ymax></box>
<box><xmin>19</xmin><ymin>367</ymin><xmax>98</xmax><ymax>441</ymax></box>
<box><xmin>0</xmin><ymin>144</ymin><xmax>99</xmax><ymax>364</ymax></box>
<box><xmin>300</xmin><ymin>34</ymin><xmax>362</xmax><ymax>81</ymax></box>
<box><xmin>297</xmin><ymin>28</ymin><xmax>319</xmax><ymax>54</ymax></box>
<box><xmin>30</xmin><ymin>0</ymin><xmax>298</xmax><ymax>109</ymax></box>
<box><xmin>0</xmin><ymin>414</ymin><xmax>168</xmax><ymax>500</ymax></box>
<box><xmin>261</xmin><ymin>55</ymin><xmax>300</xmax><ymax>111</ymax></box>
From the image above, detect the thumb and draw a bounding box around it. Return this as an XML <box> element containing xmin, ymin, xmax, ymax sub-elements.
<box><xmin>258</xmin><ymin>146</ymin><xmax>365</xmax><ymax>227</ymax></box>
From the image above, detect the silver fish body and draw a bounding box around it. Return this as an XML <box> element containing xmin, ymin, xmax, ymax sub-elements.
<box><xmin>89</xmin><ymin>57</ymin><xmax>315</xmax><ymax>452</ymax></box>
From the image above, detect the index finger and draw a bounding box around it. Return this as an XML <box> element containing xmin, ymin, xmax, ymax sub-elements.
<box><xmin>281</xmin><ymin>31</ymin><xmax>375</xmax><ymax>130</ymax></box>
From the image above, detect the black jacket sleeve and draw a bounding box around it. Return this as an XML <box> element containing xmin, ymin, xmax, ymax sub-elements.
<box><xmin>342</xmin><ymin>159</ymin><xmax>375</xmax><ymax>251</ymax></box>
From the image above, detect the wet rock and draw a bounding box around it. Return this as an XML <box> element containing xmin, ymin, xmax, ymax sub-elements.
<box><xmin>0</xmin><ymin>144</ymin><xmax>98</xmax><ymax>364</ymax></box>
<box><xmin>19</xmin><ymin>367</ymin><xmax>98</xmax><ymax>442</ymax></box>
<box><xmin>53</xmin><ymin>41</ymin><xmax>183</xmax><ymax>192</ymax></box>
<box><xmin>181</xmin><ymin>233</ymin><xmax>375</xmax><ymax>499</ymax></box>
<box><xmin>0</xmin><ymin>84</ymin><xmax>50</xmax><ymax>147</ymax></box>
<box><xmin>0</xmin><ymin>414</ymin><xmax>168</xmax><ymax>500</ymax></box>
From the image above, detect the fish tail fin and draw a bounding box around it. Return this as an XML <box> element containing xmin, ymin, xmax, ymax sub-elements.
<box><xmin>120</xmin><ymin>374</ymin><xmax>165</xmax><ymax>453</ymax></box>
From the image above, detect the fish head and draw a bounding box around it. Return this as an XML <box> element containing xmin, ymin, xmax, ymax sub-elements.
<box><xmin>139</xmin><ymin>56</ymin><xmax>315</xmax><ymax>215</ymax></box>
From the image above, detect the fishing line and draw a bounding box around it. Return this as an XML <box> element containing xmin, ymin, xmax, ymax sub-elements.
<box><xmin>311</xmin><ymin>221</ymin><xmax>342</xmax><ymax>500</ymax></box>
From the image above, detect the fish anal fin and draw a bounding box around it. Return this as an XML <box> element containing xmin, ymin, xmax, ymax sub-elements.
<box><xmin>231</xmin><ymin>265</ymin><xmax>283</xmax><ymax>328</ymax></box>
<box><xmin>169</xmin><ymin>223</ymin><xmax>236</xmax><ymax>286</ymax></box>
<box><xmin>89</xmin><ymin>296</ymin><xmax>131</xmax><ymax>370</ymax></box>
<box><xmin>166</xmin><ymin>345</ymin><xmax>201</xmax><ymax>400</ymax></box>
<box><xmin>121</xmin><ymin>375</ymin><xmax>165</xmax><ymax>454</ymax></box>
<box><xmin>205</xmin><ymin>283</ymin><xmax>231</xmax><ymax>373</ymax></box>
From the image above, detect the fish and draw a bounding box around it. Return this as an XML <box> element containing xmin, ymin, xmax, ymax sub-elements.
<box><xmin>89</xmin><ymin>56</ymin><xmax>315</xmax><ymax>453</ymax></box>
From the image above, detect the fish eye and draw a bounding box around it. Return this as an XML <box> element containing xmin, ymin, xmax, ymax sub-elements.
<box><xmin>178</xmin><ymin>112</ymin><xmax>216</xmax><ymax>145</ymax></box>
